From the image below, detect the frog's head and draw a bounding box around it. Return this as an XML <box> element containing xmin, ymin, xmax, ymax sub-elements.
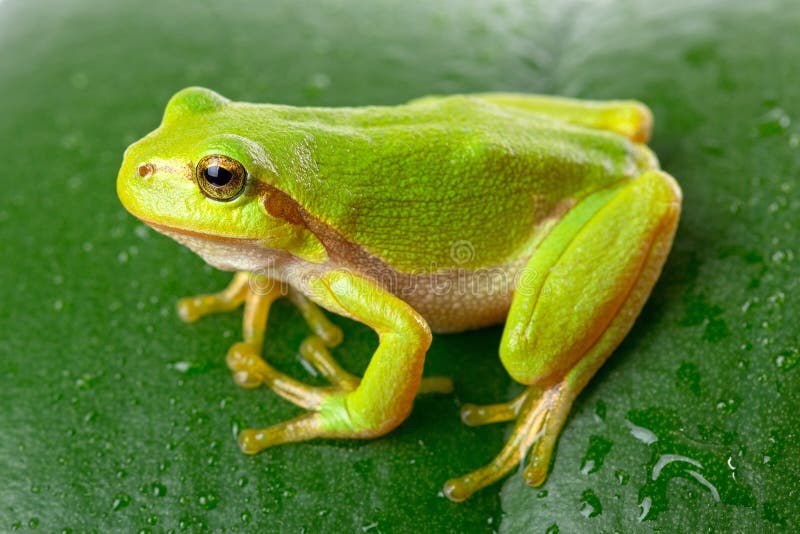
<box><xmin>117</xmin><ymin>87</ymin><xmax>327</xmax><ymax>270</ymax></box>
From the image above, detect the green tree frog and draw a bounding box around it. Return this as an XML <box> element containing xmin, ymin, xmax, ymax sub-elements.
<box><xmin>117</xmin><ymin>87</ymin><xmax>681</xmax><ymax>501</ymax></box>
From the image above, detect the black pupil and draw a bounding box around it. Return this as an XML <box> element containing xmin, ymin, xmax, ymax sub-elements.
<box><xmin>205</xmin><ymin>164</ymin><xmax>233</xmax><ymax>186</ymax></box>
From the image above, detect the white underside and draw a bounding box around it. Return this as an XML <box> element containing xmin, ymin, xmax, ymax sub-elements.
<box><xmin>155</xmin><ymin>225</ymin><xmax>523</xmax><ymax>333</ymax></box>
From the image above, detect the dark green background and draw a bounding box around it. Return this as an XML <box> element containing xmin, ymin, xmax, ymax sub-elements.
<box><xmin>1</xmin><ymin>0</ymin><xmax>797</xmax><ymax>532</ymax></box>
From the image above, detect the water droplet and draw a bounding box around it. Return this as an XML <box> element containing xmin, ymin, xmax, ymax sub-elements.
<box><xmin>627</xmin><ymin>408</ymin><xmax>755</xmax><ymax>521</ymax></box>
<box><xmin>757</xmin><ymin>108</ymin><xmax>791</xmax><ymax>136</ymax></box>
<box><xmin>536</xmin><ymin>489</ymin><xmax>548</xmax><ymax>498</ymax></box>
<box><xmin>135</xmin><ymin>226</ymin><xmax>150</xmax><ymax>239</ymax></box>
<box><xmin>703</xmin><ymin>318</ymin><xmax>731</xmax><ymax>342</ymax></box>
<box><xmin>545</xmin><ymin>524</ymin><xmax>559</xmax><ymax>534</ymax></box>
<box><xmin>70</xmin><ymin>72</ymin><xmax>88</xmax><ymax>89</ymax></box>
<box><xmin>361</xmin><ymin>521</ymin><xmax>379</xmax><ymax>532</ymax></box>
<box><xmin>28</xmin><ymin>518</ymin><xmax>40</xmax><ymax>529</ymax></box>
<box><xmin>112</xmin><ymin>493</ymin><xmax>131</xmax><ymax>511</ymax></box>
<box><xmin>578</xmin><ymin>489</ymin><xmax>602</xmax><ymax>518</ymax></box>
<box><xmin>686</xmin><ymin>470</ymin><xmax>720</xmax><ymax>501</ymax></box>
<box><xmin>652</xmin><ymin>454</ymin><xmax>703</xmax><ymax>480</ymax></box>
<box><xmin>594</xmin><ymin>399</ymin><xmax>607</xmax><ymax>421</ymax></box>
<box><xmin>197</xmin><ymin>492</ymin><xmax>218</xmax><ymax>510</ymax></box>
<box><xmin>313</xmin><ymin>73</ymin><xmax>331</xmax><ymax>88</ymax></box>
<box><xmin>775</xmin><ymin>348</ymin><xmax>799</xmax><ymax>371</ymax></box>
<box><xmin>715</xmin><ymin>397</ymin><xmax>739</xmax><ymax>414</ymax></box>
<box><xmin>170</xmin><ymin>359</ymin><xmax>213</xmax><ymax>376</ymax></box>
<box><xmin>580</xmin><ymin>435</ymin><xmax>613</xmax><ymax>475</ymax></box>
<box><xmin>240</xmin><ymin>511</ymin><xmax>252</xmax><ymax>525</ymax></box>
<box><xmin>637</xmin><ymin>496</ymin><xmax>652</xmax><ymax>522</ymax></box>
<box><xmin>151</xmin><ymin>482</ymin><xmax>167</xmax><ymax>497</ymax></box>
<box><xmin>614</xmin><ymin>469</ymin><xmax>629</xmax><ymax>485</ymax></box>
<box><xmin>625</xmin><ymin>419</ymin><xmax>658</xmax><ymax>444</ymax></box>
<box><xmin>147</xmin><ymin>514</ymin><xmax>158</xmax><ymax>525</ymax></box>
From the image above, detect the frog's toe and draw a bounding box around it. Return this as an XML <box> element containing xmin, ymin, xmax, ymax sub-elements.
<box><xmin>237</xmin><ymin>412</ymin><xmax>326</xmax><ymax>454</ymax></box>
<box><xmin>226</xmin><ymin>342</ymin><xmax>266</xmax><ymax>388</ymax></box>
<box><xmin>418</xmin><ymin>376</ymin><xmax>454</xmax><ymax>394</ymax></box>
<box><xmin>176</xmin><ymin>272</ymin><xmax>250</xmax><ymax>322</ymax></box>
<box><xmin>299</xmin><ymin>335</ymin><xmax>360</xmax><ymax>391</ymax></box>
<box><xmin>459</xmin><ymin>388</ymin><xmax>535</xmax><ymax>426</ymax></box>
<box><xmin>225</xmin><ymin>340</ymin><xmax>332</xmax><ymax>409</ymax></box>
<box><xmin>288</xmin><ymin>289</ymin><xmax>344</xmax><ymax>347</ymax></box>
<box><xmin>443</xmin><ymin>383</ymin><xmax>570</xmax><ymax>502</ymax></box>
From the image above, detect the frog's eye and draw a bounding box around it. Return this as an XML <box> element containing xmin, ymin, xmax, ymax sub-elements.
<box><xmin>195</xmin><ymin>154</ymin><xmax>247</xmax><ymax>202</ymax></box>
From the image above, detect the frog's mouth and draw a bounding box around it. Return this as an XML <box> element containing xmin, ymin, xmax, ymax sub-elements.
<box><xmin>144</xmin><ymin>220</ymin><xmax>249</xmax><ymax>245</ymax></box>
<box><xmin>141</xmin><ymin>219</ymin><xmax>280</xmax><ymax>273</ymax></box>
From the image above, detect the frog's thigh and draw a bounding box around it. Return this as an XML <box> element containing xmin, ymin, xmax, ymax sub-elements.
<box><xmin>501</xmin><ymin>170</ymin><xmax>681</xmax><ymax>385</ymax></box>
<box><xmin>445</xmin><ymin>171</ymin><xmax>680</xmax><ymax>501</ymax></box>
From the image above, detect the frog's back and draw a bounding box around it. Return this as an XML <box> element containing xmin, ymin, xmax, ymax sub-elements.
<box><xmin>240</xmin><ymin>95</ymin><xmax>652</xmax><ymax>274</ymax></box>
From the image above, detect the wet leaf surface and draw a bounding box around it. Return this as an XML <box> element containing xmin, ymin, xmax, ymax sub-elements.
<box><xmin>1</xmin><ymin>0</ymin><xmax>797</xmax><ymax>532</ymax></box>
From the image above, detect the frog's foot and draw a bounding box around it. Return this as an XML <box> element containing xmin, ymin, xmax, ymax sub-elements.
<box><xmin>444</xmin><ymin>382</ymin><xmax>574</xmax><ymax>502</ymax></box>
<box><xmin>234</xmin><ymin>357</ymin><xmax>454</xmax><ymax>454</ymax></box>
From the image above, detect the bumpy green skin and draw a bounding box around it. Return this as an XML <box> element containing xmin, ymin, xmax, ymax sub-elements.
<box><xmin>117</xmin><ymin>87</ymin><xmax>681</xmax><ymax>502</ymax></box>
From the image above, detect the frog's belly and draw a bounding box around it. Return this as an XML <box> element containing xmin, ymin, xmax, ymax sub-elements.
<box><xmin>151</xmin><ymin>223</ymin><xmax>520</xmax><ymax>334</ymax></box>
<box><xmin>390</xmin><ymin>262</ymin><xmax>524</xmax><ymax>333</ymax></box>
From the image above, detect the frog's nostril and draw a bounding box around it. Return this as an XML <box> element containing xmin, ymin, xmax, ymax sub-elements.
<box><xmin>137</xmin><ymin>163</ymin><xmax>155</xmax><ymax>178</ymax></box>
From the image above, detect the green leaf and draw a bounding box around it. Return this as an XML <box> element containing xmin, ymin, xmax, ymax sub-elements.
<box><xmin>0</xmin><ymin>0</ymin><xmax>797</xmax><ymax>532</ymax></box>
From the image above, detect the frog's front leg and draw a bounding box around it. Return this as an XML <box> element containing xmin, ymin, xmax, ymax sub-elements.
<box><xmin>237</xmin><ymin>271</ymin><xmax>437</xmax><ymax>452</ymax></box>
<box><xmin>444</xmin><ymin>170</ymin><xmax>681</xmax><ymax>501</ymax></box>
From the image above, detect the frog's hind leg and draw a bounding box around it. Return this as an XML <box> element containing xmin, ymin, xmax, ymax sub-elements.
<box><xmin>444</xmin><ymin>170</ymin><xmax>681</xmax><ymax>501</ymax></box>
<box><xmin>472</xmin><ymin>93</ymin><xmax>653</xmax><ymax>143</ymax></box>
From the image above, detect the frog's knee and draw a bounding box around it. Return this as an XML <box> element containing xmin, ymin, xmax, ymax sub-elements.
<box><xmin>499</xmin><ymin>170</ymin><xmax>681</xmax><ymax>386</ymax></box>
<box><xmin>499</xmin><ymin>336</ymin><xmax>562</xmax><ymax>385</ymax></box>
<box><xmin>498</xmin><ymin>347</ymin><xmax>531</xmax><ymax>385</ymax></box>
